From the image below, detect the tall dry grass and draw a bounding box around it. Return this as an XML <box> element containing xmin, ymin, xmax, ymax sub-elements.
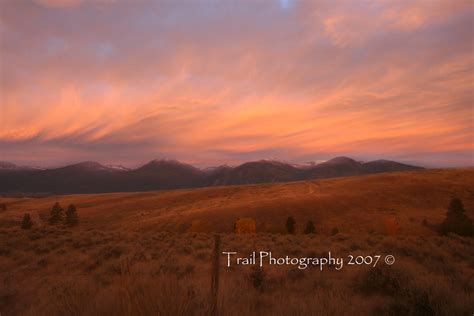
<box><xmin>0</xmin><ymin>226</ymin><xmax>471</xmax><ymax>315</ymax></box>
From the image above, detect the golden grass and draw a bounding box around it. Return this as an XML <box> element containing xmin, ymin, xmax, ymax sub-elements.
<box><xmin>1</xmin><ymin>168</ymin><xmax>473</xmax><ymax>234</ymax></box>
<box><xmin>0</xmin><ymin>169</ymin><xmax>473</xmax><ymax>315</ymax></box>
<box><xmin>1</xmin><ymin>229</ymin><xmax>473</xmax><ymax>315</ymax></box>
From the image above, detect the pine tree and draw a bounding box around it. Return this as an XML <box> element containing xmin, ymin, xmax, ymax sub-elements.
<box><xmin>66</xmin><ymin>204</ymin><xmax>79</xmax><ymax>226</ymax></box>
<box><xmin>448</xmin><ymin>198</ymin><xmax>464</xmax><ymax>214</ymax></box>
<box><xmin>21</xmin><ymin>213</ymin><xmax>32</xmax><ymax>229</ymax></box>
<box><xmin>286</xmin><ymin>216</ymin><xmax>295</xmax><ymax>234</ymax></box>
<box><xmin>304</xmin><ymin>220</ymin><xmax>316</xmax><ymax>234</ymax></box>
<box><xmin>441</xmin><ymin>198</ymin><xmax>473</xmax><ymax>236</ymax></box>
<box><xmin>49</xmin><ymin>202</ymin><xmax>63</xmax><ymax>225</ymax></box>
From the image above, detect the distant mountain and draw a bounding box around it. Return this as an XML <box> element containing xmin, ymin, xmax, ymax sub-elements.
<box><xmin>127</xmin><ymin>159</ymin><xmax>203</xmax><ymax>190</ymax></box>
<box><xmin>0</xmin><ymin>161</ymin><xmax>17</xmax><ymax>170</ymax></box>
<box><xmin>51</xmin><ymin>161</ymin><xmax>120</xmax><ymax>174</ymax></box>
<box><xmin>0</xmin><ymin>161</ymin><xmax>43</xmax><ymax>172</ymax></box>
<box><xmin>306</xmin><ymin>156</ymin><xmax>361</xmax><ymax>179</ymax></box>
<box><xmin>306</xmin><ymin>156</ymin><xmax>422</xmax><ymax>179</ymax></box>
<box><xmin>205</xmin><ymin>160</ymin><xmax>303</xmax><ymax>186</ymax></box>
<box><xmin>203</xmin><ymin>165</ymin><xmax>234</xmax><ymax>186</ymax></box>
<box><xmin>361</xmin><ymin>159</ymin><xmax>423</xmax><ymax>174</ymax></box>
<box><xmin>106</xmin><ymin>164</ymin><xmax>131</xmax><ymax>171</ymax></box>
<box><xmin>0</xmin><ymin>157</ymin><xmax>423</xmax><ymax>194</ymax></box>
<box><xmin>0</xmin><ymin>161</ymin><xmax>124</xmax><ymax>194</ymax></box>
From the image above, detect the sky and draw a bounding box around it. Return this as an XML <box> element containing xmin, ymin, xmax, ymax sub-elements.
<box><xmin>0</xmin><ymin>0</ymin><xmax>473</xmax><ymax>168</ymax></box>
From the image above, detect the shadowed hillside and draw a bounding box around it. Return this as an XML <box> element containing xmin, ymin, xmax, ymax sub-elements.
<box><xmin>0</xmin><ymin>157</ymin><xmax>422</xmax><ymax>194</ymax></box>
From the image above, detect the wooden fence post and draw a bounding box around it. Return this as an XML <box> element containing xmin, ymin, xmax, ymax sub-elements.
<box><xmin>211</xmin><ymin>234</ymin><xmax>221</xmax><ymax>316</ymax></box>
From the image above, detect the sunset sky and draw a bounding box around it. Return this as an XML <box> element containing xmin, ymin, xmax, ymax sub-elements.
<box><xmin>0</xmin><ymin>0</ymin><xmax>473</xmax><ymax>168</ymax></box>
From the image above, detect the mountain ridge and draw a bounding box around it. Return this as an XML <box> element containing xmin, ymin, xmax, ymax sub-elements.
<box><xmin>0</xmin><ymin>157</ymin><xmax>424</xmax><ymax>194</ymax></box>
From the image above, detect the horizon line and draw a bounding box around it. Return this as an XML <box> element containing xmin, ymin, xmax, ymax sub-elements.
<box><xmin>3</xmin><ymin>155</ymin><xmax>472</xmax><ymax>170</ymax></box>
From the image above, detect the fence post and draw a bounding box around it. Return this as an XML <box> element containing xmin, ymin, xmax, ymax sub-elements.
<box><xmin>211</xmin><ymin>234</ymin><xmax>220</xmax><ymax>316</ymax></box>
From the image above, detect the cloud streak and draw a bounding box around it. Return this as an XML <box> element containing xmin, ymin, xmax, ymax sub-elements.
<box><xmin>0</xmin><ymin>0</ymin><xmax>472</xmax><ymax>167</ymax></box>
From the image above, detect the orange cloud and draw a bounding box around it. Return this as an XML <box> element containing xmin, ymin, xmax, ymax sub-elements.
<box><xmin>33</xmin><ymin>0</ymin><xmax>114</xmax><ymax>8</ymax></box>
<box><xmin>0</xmin><ymin>0</ymin><xmax>472</xmax><ymax>167</ymax></box>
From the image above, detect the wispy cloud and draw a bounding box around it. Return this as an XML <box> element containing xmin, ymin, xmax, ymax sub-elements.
<box><xmin>0</xmin><ymin>0</ymin><xmax>472</xmax><ymax>167</ymax></box>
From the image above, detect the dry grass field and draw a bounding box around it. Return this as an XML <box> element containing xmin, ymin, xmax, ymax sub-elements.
<box><xmin>1</xmin><ymin>169</ymin><xmax>473</xmax><ymax>315</ymax></box>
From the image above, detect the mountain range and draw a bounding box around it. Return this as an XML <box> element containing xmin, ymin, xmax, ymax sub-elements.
<box><xmin>0</xmin><ymin>157</ymin><xmax>423</xmax><ymax>194</ymax></box>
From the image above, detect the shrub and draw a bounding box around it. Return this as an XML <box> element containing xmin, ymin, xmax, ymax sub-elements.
<box><xmin>194</xmin><ymin>250</ymin><xmax>209</xmax><ymax>261</ymax></box>
<box><xmin>49</xmin><ymin>202</ymin><xmax>64</xmax><ymax>225</ymax></box>
<box><xmin>286</xmin><ymin>216</ymin><xmax>295</xmax><ymax>234</ymax></box>
<box><xmin>66</xmin><ymin>204</ymin><xmax>79</xmax><ymax>226</ymax></box>
<box><xmin>189</xmin><ymin>219</ymin><xmax>213</xmax><ymax>233</ymax></box>
<box><xmin>440</xmin><ymin>198</ymin><xmax>474</xmax><ymax>236</ymax></box>
<box><xmin>384</xmin><ymin>217</ymin><xmax>398</xmax><ymax>236</ymax></box>
<box><xmin>287</xmin><ymin>268</ymin><xmax>305</xmax><ymax>281</ymax></box>
<box><xmin>355</xmin><ymin>265</ymin><xmax>406</xmax><ymax>296</ymax></box>
<box><xmin>331</xmin><ymin>227</ymin><xmax>339</xmax><ymax>236</ymax></box>
<box><xmin>304</xmin><ymin>220</ymin><xmax>316</xmax><ymax>234</ymax></box>
<box><xmin>234</xmin><ymin>218</ymin><xmax>257</xmax><ymax>233</ymax></box>
<box><xmin>98</xmin><ymin>245</ymin><xmax>123</xmax><ymax>261</ymax></box>
<box><xmin>249</xmin><ymin>266</ymin><xmax>265</xmax><ymax>291</ymax></box>
<box><xmin>21</xmin><ymin>213</ymin><xmax>33</xmax><ymax>229</ymax></box>
<box><xmin>388</xmin><ymin>288</ymin><xmax>435</xmax><ymax>316</ymax></box>
<box><xmin>448</xmin><ymin>198</ymin><xmax>464</xmax><ymax>213</ymax></box>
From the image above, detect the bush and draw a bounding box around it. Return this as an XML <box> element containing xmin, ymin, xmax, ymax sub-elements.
<box><xmin>388</xmin><ymin>288</ymin><xmax>435</xmax><ymax>316</ymax></box>
<box><xmin>355</xmin><ymin>265</ymin><xmax>407</xmax><ymax>296</ymax></box>
<box><xmin>249</xmin><ymin>266</ymin><xmax>265</xmax><ymax>291</ymax></box>
<box><xmin>49</xmin><ymin>202</ymin><xmax>64</xmax><ymax>225</ymax></box>
<box><xmin>384</xmin><ymin>217</ymin><xmax>398</xmax><ymax>236</ymax></box>
<box><xmin>189</xmin><ymin>219</ymin><xmax>213</xmax><ymax>233</ymax></box>
<box><xmin>66</xmin><ymin>204</ymin><xmax>79</xmax><ymax>226</ymax></box>
<box><xmin>448</xmin><ymin>198</ymin><xmax>464</xmax><ymax>213</ymax></box>
<box><xmin>234</xmin><ymin>218</ymin><xmax>257</xmax><ymax>233</ymax></box>
<box><xmin>21</xmin><ymin>213</ymin><xmax>33</xmax><ymax>229</ymax></box>
<box><xmin>331</xmin><ymin>227</ymin><xmax>339</xmax><ymax>236</ymax></box>
<box><xmin>286</xmin><ymin>217</ymin><xmax>295</xmax><ymax>234</ymax></box>
<box><xmin>440</xmin><ymin>198</ymin><xmax>473</xmax><ymax>236</ymax></box>
<box><xmin>304</xmin><ymin>220</ymin><xmax>316</xmax><ymax>234</ymax></box>
<box><xmin>359</xmin><ymin>267</ymin><xmax>442</xmax><ymax>315</ymax></box>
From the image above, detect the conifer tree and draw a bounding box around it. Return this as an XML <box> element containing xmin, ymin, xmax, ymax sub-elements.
<box><xmin>21</xmin><ymin>213</ymin><xmax>32</xmax><ymax>229</ymax></box>
<box><xmin>49</xmin><ymin>202</ymin><xmax>63</xmax><ymax>224</ymax></box>
<box><xmin>304</xmin><ymin>220</ymin><xmax>316</xmax><ymax>234</ymax></box>
<box><xmin>66</xmin><ymin>204</ymin><xmax>79</xmax><ymax>226</ymax></box>
<box><xmin>286</xmin><ymin>216</ymin><xmax>295</xmax><ymax>234</ymax></box>
<box><xmin>441</xmin><ymin>198</ymin><xmax>473</xmax><ymax>236</ymax></box>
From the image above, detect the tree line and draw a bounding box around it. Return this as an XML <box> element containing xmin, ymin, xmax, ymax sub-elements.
<box><xmin>21</xmin><ymin>202</ymin><xmax>79</xmax><ymax>229</ymax></box>
<box><xmin>16</xmin><ymin>197</ymin><xmax>474</xmax><ymax>236</ymax></box>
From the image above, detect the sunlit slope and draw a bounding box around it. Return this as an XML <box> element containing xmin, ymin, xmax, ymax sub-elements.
<box><xmin>1</xmin><ymin>169</ymin><xmax>473</xmax><ymax>235</ymax></box>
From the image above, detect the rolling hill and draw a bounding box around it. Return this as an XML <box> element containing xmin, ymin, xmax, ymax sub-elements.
<box><xmin>1</xmin><ymin>168</ymin><xmax>472</xmax><ymax>234</ymax></box>
<box><xmin>0</xmin><ymin>168</ymin><xmax>473</xmax><ymax>316</ymax></box>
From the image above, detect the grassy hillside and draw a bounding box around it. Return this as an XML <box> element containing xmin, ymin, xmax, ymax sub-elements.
<box><xmin>0</xmin><ymin>168</ymin><xmax>473</xmax><ymax>315</ymax></box>
<box><xmin>1</xmin><ymin>168</ymin><xmax>473</xmax><ymax>234</ymax></box>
